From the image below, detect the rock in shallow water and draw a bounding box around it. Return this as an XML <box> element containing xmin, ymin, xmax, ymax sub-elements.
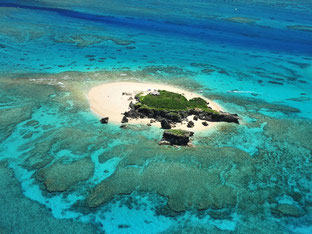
<box><xmin>100</xmin><ymin>117</ymin><xmax>109</xmax><ymax>124</ymax></box>
<box><xmin>120</xmin><ymin>124</ymin><xmax>128</xmax><ymax>129</ymax></box>
<box><xmin>160</xmin><ymin>129</ymin><xmax>194</xmax><ymax>146</ymax></box>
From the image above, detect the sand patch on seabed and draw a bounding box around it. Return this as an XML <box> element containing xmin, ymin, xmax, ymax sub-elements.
<box><xmin>88</xmin><ymin>81</ymin><xmax>224</xmax><ymax>131</ymax></box>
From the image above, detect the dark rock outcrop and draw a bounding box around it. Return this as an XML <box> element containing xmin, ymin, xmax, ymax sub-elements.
<box><xmin>202</xmin><ymin>121</ymin><xmax>208</xmax><ymax>126</ymax></box>
<box><xmin>219</xmin><ymin>113</ymin><xmax>239</xmax><ymax>124</ymax></box>
<box><xmin>191</xmin><ymin>112</ymin><xmax>240</xmax><ymax>124</ymax></box>
<box><xmin>165</xmin><ymin>112</ymin><xmax>182</xmax><ymax>122</ymax></box>
<box><xmin>187</xmin><ymin>121</ymin><xmax>194</xmax><ymax>128</ymax></box>
<box><xmin>100</xmin><ymin>117</ymin><xmax>109</xmax><ymax>124</ymax></box>
<box><xmin>188</xmin><ymin>108</ymin><xmax>204</xmax><ymax>116</ymax></box>
<box><xmin>124</xmin><ymin>109</ymin><xmax>140</xmax><ymax>119</ymax></box>
<box><xmin>161</xmin><ymin>119</ymin><xmax>171</xmax><ymax>129</ymax></box>
<box><xmin>138</xmin><ymin>107</ymin><xmax>154</xmax><ymax>118</ymax></box>
<box><xmin>211</xmin><ymin>113</ymin><xmax>239</xmax><ymax>124</ymax></box>
<box><xmin>160</xmin><ymin>129</ymin><xmax>194</xmax><ymax>146</ymax></box>
<box><xmin>121</xmin><ymin>116</ymin><xmax>129</xmax><ymax>123</ymax></box>
<box><xmin>120</xmin><ymin>93</ymin><xmax>240</xmax><ymax>129</ymax></box>
<box><xmin>129</xmin><ymin>101</ymin><xmax>135</xmax><ymax>109</ymax></box>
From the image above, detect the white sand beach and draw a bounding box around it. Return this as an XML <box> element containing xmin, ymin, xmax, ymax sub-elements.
<box><xmin>88</xmin><ymin>81</ymin><xmax>223</xmax><ymax>131</ymax></box>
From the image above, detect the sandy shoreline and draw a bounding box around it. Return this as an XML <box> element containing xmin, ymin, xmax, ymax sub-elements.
<box><xmin>88</xmin><ymin>81</ymin><xmax>223</xmax><ymax>131</ymax></box>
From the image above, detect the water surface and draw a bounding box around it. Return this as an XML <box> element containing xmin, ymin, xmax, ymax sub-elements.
<box><xmin>0</xmin><ymin>0</ymin><xmax>312</xmax><ymax>233</ymax></box>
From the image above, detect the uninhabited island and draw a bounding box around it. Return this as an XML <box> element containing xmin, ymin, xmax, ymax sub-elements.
<box><xmin>88</xmin><ymin>82</ymin><xmax>239</xmax><ymax>146</ymax></box>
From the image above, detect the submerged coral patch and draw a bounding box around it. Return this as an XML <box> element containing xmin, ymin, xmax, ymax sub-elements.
<box><xmin>224</xmin><ymin>17</ymin><xmax>259</xmax><ymax>24</ymax></box>
<box><xmin>37</xmin><ymin>157</ymin><xmax>94</xmax><ymax>192</ymax></box>
<box><xmin>86</xmin><ymin>146</ymin><xmax>255</xmax><ymax>213</ymax></box>
<box><xmin>0</xmin><ymin>107</ymin><xmax>32</xmax><ymax>142</ymax></box>
<box><xmin>287</xmin><ymin>25</ymin><xmax>312</xmax><ymax>32</ymax></box>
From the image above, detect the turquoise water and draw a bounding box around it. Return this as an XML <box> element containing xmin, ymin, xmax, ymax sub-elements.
<box><xmin>0</xmin><ymin>0</ymin><xmax>312</xmax><ymax>233</ymax></box>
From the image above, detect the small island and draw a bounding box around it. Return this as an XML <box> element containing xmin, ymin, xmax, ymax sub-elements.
<box><xmin>124</xmin><ymin>89</ymin><xmax>239</xmax><ymax>127</ymax></box>
<box><xmin>159</xmin><ymin>129</ymin><xmax>194</xmax><ymax>146</ymax></box>
<box><xmin>88</xmin><ymin>82</ymin><xmax>239</xmax><ymax>146</ymax></box>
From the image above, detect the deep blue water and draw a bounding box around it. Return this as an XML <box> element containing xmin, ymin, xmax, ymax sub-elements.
<box><xmin>1</xmin><ymin>2</ymin><xmax>312</xmax><ymax>55</ymax></box>
<box><xmin>0</xmin><ymin>0</ymin><xmax>312</xmax><ymax>233</ymax></box>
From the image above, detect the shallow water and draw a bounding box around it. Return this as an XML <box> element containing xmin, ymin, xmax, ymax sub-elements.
<box><xmin>0</xmin><ymin>0</ymin><xmax>312</xmax><ymax>233</ymax></box>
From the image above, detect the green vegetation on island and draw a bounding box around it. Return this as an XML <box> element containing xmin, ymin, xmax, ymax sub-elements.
<box><xmin>166</xmin><ymin>129</ymin><xmax>188</xmax><ymax>137</ymax></box>
<box><xmin>136</xmin><ymin>90</ymin><xmax>218</xmax><ymax>113</ymax></box>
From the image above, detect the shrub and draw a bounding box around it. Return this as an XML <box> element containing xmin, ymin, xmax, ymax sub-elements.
<box><xmin>138</xmin><ymin>90</ymin><xmax>219</xmax><ymax>114</ymax></box>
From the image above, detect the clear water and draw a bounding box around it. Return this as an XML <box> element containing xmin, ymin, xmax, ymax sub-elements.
<box><xmin>0</xmin><ymin>0</ymin><xmax>311</xmax><ymax>233</ymax></box>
